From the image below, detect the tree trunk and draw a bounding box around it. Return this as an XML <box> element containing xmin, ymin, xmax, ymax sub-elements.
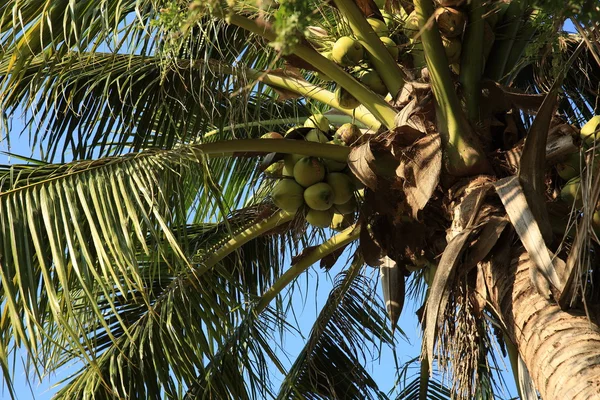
<box><xmin>484</xmin><ymin>248</ymin><xmax>600</xmax><ymax>399</ymax></box>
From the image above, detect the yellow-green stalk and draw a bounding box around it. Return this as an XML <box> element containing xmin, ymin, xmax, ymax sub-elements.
<box><xmin>256</xmin><ymin>224</ymin><xmax>360</xmax><ymax>312</ymax></box>
<box><xmin>414</xmin><ymin>0</ymin><xmax>489</xmax><ymax>176</ymax></box>
<box><xmin>459</xmin><ymin>0</ymin><xmax>484</xmax><ymax>123</ymax></box>
<box><xmin>332</xmin><ymin>0</ymin><xmax>405</xmax><ymax>97</ymax></box>
<box><xmin>227</xmin><ymin>14</ymin><xmax>398</xmax><ymax>129</ymax></box>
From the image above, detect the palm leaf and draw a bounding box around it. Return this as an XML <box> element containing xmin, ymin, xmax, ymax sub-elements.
<box><xmin>276</xmin><ymin>257</ymin><xmax>394</xmax><ymax>400</ymax></box>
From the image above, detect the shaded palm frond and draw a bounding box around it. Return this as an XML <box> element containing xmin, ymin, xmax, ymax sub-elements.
<box><xmin>275</xmin><ymin>257</ymin><xmax>393</xmax><ymax>400</ymax></box>
<box><xmin>512</xmin><ymin>34</ymin><xmax>600</xmax><ymax>126</ymax></box>
<box><xmin>395</xmin><ymin>357</ymin><xmax>453</xmax><ymax>400</ymax></box>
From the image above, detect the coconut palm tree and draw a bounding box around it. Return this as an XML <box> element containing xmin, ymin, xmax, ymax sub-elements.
<box><xmin>1</xmin><ymin>0</ymin><xmax>600</xmax><ymax>398</ymax></box>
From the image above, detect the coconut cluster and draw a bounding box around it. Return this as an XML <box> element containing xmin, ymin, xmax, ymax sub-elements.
<box><xmin>556</xmin><ymin>116</ymin><xmax>600</xmax><ymax>232</ymax></box>
<box><xmin>315</xmin><ymin>11</ymin><xmax>409</xmax><ymax>106</ymax></box>
<box><xmin>315</xmin><ymin>2</ymin><xmax>483</xmax><ymax>93</ymax></box>
<box><xmin>263</xmin><ymin>114</ymin><xmax>361</xmax><ymax>229</ymax></box>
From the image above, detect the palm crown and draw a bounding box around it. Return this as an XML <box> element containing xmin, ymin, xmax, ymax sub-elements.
<box><xmin>0</xmin><ymin>0</ymin><xmax>600</xmax><ymax>398</ymax></box>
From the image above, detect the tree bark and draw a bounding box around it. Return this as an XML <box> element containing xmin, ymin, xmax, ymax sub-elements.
<box><xmin>484</xmin><ymin>248</ymin><xmax>600</xmax><ymax>399</ymax></box>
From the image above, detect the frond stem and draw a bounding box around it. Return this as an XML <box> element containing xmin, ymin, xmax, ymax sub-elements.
<box><xmin>414</xmin><ymin>0</ymin><xmax>489</xmax><ymax>176</ymax></box>
<box><xmin>331</xmin><ymin>0</ymin><xmax>405</xmax><ymax>97</ymax></box>
<box><xmin>204</xmin><ymin>116</ymin><xmax>367</xmax><ymax>138</ymax></box>
<box><xmin>227</xmin><ymin>13</ymin><xmax>398</xmax><ymax>129</ymax></box>
<box><xmin>459</xmin><ymin>0</ymin><xmax>484</xmax><ymax>123</ymax></box>
<box><xmin>256</xmin><ymin>224</ymin><xmax>360</xmax><ymax>313</ymax></box>
<box><xmin>198</xmin><ymin>210</ymin><xmax>294</xmax><ymax>272</ymax></box>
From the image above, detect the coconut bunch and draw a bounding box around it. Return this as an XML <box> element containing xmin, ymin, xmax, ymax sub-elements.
<box><xmin>402</xmin><ymin>1</ymin><xmax>467</xmax><ymax>73</ymax></box>
<box><xmin>557</xmin><ymin>116</ymin><xmax>600</xmax><ymax>233</ymax></box>
<box><xmin>262</xmin><ymin>114</ymin><xmax>363</xmax><ymax>229</ymax></box>
<box><xmin>316</xmin><ymin>11</ymin><xmax>408</xmax><ymax>106</ymax></box>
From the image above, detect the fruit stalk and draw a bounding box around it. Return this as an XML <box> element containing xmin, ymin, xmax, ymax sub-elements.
<box><xmin>414</xmin><ymin>0</ymin><xmax>489</xmax><ymax>176</ymax></box>
<box><xmin>243</xmin><ymin>68</ymin><xmax>381</xmax><ymax>130</ymax></box>
<box><xmin>331</xmin><ymin>0</ymin><xmax>405</xmax><ymax>97</ymax></box>
<box><xmin>192</xmin><ymin>138</ymin><xmax>350</xmax><ymax>162</ymax></box>
<box><xmin>204</xmin><ymin>116</ymin><xmax>368</xmax><ymax>138</ymax></box>
<box><xmin>459</xmin><ymin>0</ymin><xmax>484</xmax><ymax>123</ymax></box>
<box><xmin>198</xmin><ymin>210</ymin><xmax>295</xmax><ymax>275</ymax></box>
<box><xmin>227</xmin><ymin>13</ymin><xmax>398</xmax><ymax>129</ymax></box>
<box><xmin>256</xmin><ymin>224</ymin><xmax>360</xmax><ymax>312</ymax></box>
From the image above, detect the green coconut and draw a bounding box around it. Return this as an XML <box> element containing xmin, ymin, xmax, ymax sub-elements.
<box><xmin>330</xmin><ymin>213</ymin><xmax>354</xmax><ymax>231</ymax></box>
<box><xmin>367</xmin><ymin>18</ymin><xmax>389</xmax><ymax>37</ymax></box>
<box><xmin>335</xmin><ymin>123</ymin><xmax>361</xmax><ymax>145</ymax></box>
<box><xmin>593</xmin><ymin>210</ymin><xmax>600</xmax><ymax>235</ymax></box>
<box><xmin>293</xmin><ymin>157</ymin><xmax>326</xmax><ymax>187</ymax></box>
<box><xmin>581</xmin><ymin>116</ymin><xmax>600</xmax><ymax>145</ymax></box>
<box><xmin>305</xmin><ymin>128</ymin><xmax>329</xmax><ymax>143</ymax></box>
<box><xmin>403</xmin><ymin>11</ymin><xmax>420</xmax><ymax>39</ymax></box>
<box><xmin>556</xmin><ymin>151</ymin><xmax>581</xmax><ymax>181</ymax></box>
<box><xmin>284</xmin><ymin>153</ymin><xmax>304</xmax><ymax>176</ymax></box>
<box><xmin>304</xmin><ymin>182</ymin><xmax>334</xmax><ymax>210</ymax></box>
<box><xmin>357</xmin><ymin>68</ymin><xmax>388</xmax><ymax>96</ymax></box>
<box><xmin>264</xmin><ymin>160</ymin><xmax>284</xmax><ymax>177</ymax></box>
<box><xmin>335</xmin><ymin>87</ymin><xmax>361</xmax><ymax>109</ymax></box>
<box><xmin>380</xmin><ymin>36</ymin><xmax>399</xmax><ymax>61</ymax></box>
<box><xmin>271</xmin><ymin>179</ymin><xmax>305</xmax><ymax>212</ymax></box>
<box><xmin>304</xmin><ymin>114</ymin><xmax>330</xmax><ymax>132</ymax></box>
<box><xmin>436</xmin><ymin>7</ymin><xmax>466</xmax><ymax>38</ymax></box>
<box><xmin>561</xmin><ymin>177</ymin><xmax>582</xmax><ymax>208</ymax></box>
<box><xmin>306</xmin><ymin>209</ymin><xmax>334</xmax><ymax>228</ymax></box>
<box><xmin>333</xmin><ymin>196</ymin><xmax>357</xmax><ymax>215</ymax></box>
<box><xmin>332</xmin><ymin>36</ymin><xmax>364</xmax><ymax>67</ymax></box>
<box><xmin>442</xmin><ymin>36</ymin><xmax>462</xmax><ymax>64</ymax></box>
<box><xmin>260</xmin><ymin>131</ymin><xmax>283</xmax><ymax>139</ymax></box>
<box><xmin>326</xmin><ymin>172</ymin><xmax>355</xmax><ymax>204</ymax></box>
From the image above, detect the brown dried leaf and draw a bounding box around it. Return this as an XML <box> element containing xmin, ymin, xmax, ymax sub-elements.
<box><xmin>379</xmin><ymin>256</ymin><xmax>406</xmax><ymax>331</ymax></box>
<box><xmin>471</xmin><ymin>263</ymin><xmax>488</xmax><ymax>318</ymax></box>
<box><xmin>425</xmin><ymin>227</ymin><xmax>474</xmax><ymax>370</ymax></box>
<box><xmin>494</xmin><ymin>176</ymin><xmax>563</xmax><ymax>298</ymax></box>
<box><xmin>518</xmin><ymin>85</ymin><xmax>559</xmax><ymax>243</ymax></box>
<box><xmin>290</xmin><ymin>245</ymin><xmax>319</xmax><ymax>266</ymax></box>
<box><xmin>348</xmin><ymin>141</ymin><xmax>378</xmax><ymax>190</ymax></box>
<box><xmin>319</xmin><ymin>244</ymin><xmax>347</xmax><ymax>271</ymax></box>
<box><xmin>355</xmin><ymin>0</ymin><xmax>382</xmax><ymax>17</ymax></box>
<box><xmin>397</xmin><ymin>133</ymin><xmax>442</xmax><ymax>218</ymax></box>
<box><xmin>463</xmin><ymin>216</ymin><xmax>509</xmax><ymax>272</ymax></box>
<box><xmin>359</xmin><ymin>223</ymin><xmax>384</xmax><ymax>267</ymax></box>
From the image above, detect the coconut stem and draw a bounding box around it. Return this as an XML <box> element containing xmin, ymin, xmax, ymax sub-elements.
<box><xmin>204</xmin><ymin>116</ymin><xmax>368</xmax><ymax>139</ymax></box>
<box><xmin>199</xmin><ymin>210</ymin><xmax>295</xmax><ymax>274</ymax></box>
<box><xmin>331</xmin><ymin>0</ymin><xmax>405</xmax><ymax>97</ymax></box>
<box><xmin>256</xmin><ymin>224</ymin><xmax>360</xmax><ymax>313</ymax></box>
<box><xmin>413</xmin><ymin>0</ymin><xmax>489</xmax><ymax>176</ymax></box>
<box><xmin>192</xmin><ymin>138</ymin><xmax>351</xmax><ymax>162</ymax></box>
<box><xmin>484</xmin><ymin>0</ymin><xmax>527</xmax><ymax>82</ymax></box>
<box><xmin>227</xmin><ymin>13</ymin><xmax>398</xmax><ymax>129</ymax></box>
<box><xmin>459</xmin><ymin>0</ymin><xmax>484</xmax><ymax>123</ymax></box>
<box><xmin>243</xmin><ymin>68</ymin><xmax>381</xmax><ymax>130</ymax></box>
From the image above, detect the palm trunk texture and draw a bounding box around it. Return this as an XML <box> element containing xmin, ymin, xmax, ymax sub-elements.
<box><xmin>485</xmin><ymin>248</ymin><xmax>600</xmax><ymax>399</ymax></box>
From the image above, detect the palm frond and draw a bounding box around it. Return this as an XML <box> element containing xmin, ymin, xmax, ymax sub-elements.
<box><xmin>276</xmin><ymin>257</ymin><xmax>393</xmax><ymax>400</ymax></box>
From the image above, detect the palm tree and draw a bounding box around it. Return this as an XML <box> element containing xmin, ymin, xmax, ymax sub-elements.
<box><xmin>0</xmin><ymin>0</ymin><xmax>600</xmax><ymax>398</ymax></box>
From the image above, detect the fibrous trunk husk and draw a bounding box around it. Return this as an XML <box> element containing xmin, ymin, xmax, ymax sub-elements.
<box><xmin>484</xmin><ymin>247</ymin><xmax>600</xmax><ymax>399</ymax></box>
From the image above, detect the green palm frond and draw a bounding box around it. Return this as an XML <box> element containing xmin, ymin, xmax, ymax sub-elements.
<box><xmin>275</xmin><ymin>258</ymin><xmax>393</xmax><ymax>400</ymax></box>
